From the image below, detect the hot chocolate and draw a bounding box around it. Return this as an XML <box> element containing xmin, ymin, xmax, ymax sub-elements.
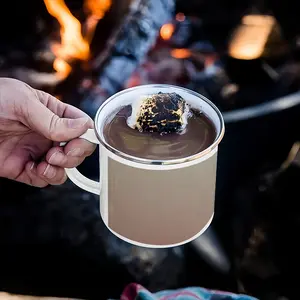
<box><xmin>64</xmin><ymin>87</ymin><xmax>224</xmax><ymax>247</ymax></box>
<box><xmin>103</xmin><ymin>93</ymin><xmax>216</xmax><ymax>160</ymax></box>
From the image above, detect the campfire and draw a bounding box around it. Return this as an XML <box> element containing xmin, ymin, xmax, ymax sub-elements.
<box><xmin>1</xmin><ymin>2</ymin><xmax>300</xmax><ymax>300</ymax></box>
<box><xmin>0</xmin><ymin>0</ymin><xmax>299</xmax><ymax>115</ymax></box>
<box><xmin>0</xmin><ymin>0</ymin><xmax>117</xmax><ymax>92</ymax></box>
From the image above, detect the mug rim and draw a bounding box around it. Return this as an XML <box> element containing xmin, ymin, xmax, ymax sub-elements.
<box><xmin>94</xmin><ymin>84</ymin><xmax>225</xmax><ymax>166</ymax></box>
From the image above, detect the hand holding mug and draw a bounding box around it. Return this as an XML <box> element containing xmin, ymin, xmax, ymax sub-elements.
<box><xmin>0</xmin><ymin>78</ymin><xmax>225</xmax><ymax>248</ymax></box>
<box><xmin>0</xmin><ymin>78</ymin><xmax>96</xmax><ymax>187</ymax></box>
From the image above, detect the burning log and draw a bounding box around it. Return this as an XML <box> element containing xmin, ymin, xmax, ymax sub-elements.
<box><xmin>0</xmin><ymin>0</ymin><xmax>114</xmax><ymax>91</ymax></box>
<box><xmin>70</xmin><ymin>0</ymin><xmax>175</xmax><ymax>116</ymax></box>
<box><xmin>0</xmin><ymin>0</ymin><xmax>174</xmax><ymax>113</ymax></box>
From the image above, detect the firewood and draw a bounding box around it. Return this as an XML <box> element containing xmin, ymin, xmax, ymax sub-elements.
<box><xmin>63</xmin><ymin>0</ymin><xmax>175</xmax><ymax>113</ymax></box>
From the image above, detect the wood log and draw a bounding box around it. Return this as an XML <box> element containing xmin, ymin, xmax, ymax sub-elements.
<box><xmin>94</xmin><ymin>0</ymin><xmax>175</xmax><ymax>91</ymax></box>
<box><xmin>63</xmin><ymin>0</ymin><xmax>175</xmax><ymax>116</ymax></box>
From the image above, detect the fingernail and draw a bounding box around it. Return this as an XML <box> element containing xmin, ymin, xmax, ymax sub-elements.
<box><xmin>67</xmin><ymin>148</ymin><xmax>84</xmax><ymax>157</ymax></box>
<box><xmin>48</xmin><ymin>151</ymin><xmax>64</xmax><ymax>164</ymax></box>
<box><xmin>68</xmin><ymin>117</ymin><xmax>90</xmax><ymax>129</ymax></box>
<box><xmin>43</xmin><ymin>164</ymin><xmax>56</xmax><ymax>179</ymax></box>
<box><xmin>30</xmin><ymin>162</ymin><xmax>35</xmax><ymax>170</ymax></box>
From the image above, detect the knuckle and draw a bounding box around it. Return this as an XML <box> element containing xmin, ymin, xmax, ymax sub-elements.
<box><xmin>2</xmin><ymin>167</ymin><xmax>22</xmax><ymax>180</ymax></box>
<box><xmin>65</xmin><ymin>157</ymin><xmax>84</xmax><ymax>168</ymax></box>
<box><xmin>48</xmin><ymin>115</ymin><xmax>65</xmax><ymax>141</ymax></box>
<box><xmin>48</xmin><ymin>115</ymin><xmax>59</xmax><ymax>140</ymax></box>
<box><xmin>48</xmin><ymin>150</ymin><xmax>66</xmax><ymax>166</ymax></box>
<box><xmin>51</xmin><ymin>172</ymin><xmax>67</xmax><ymax>185</ymax></box>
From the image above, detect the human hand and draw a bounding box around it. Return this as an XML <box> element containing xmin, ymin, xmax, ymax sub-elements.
<box><xmin>0</xmin><ymin>78</ymin><xmax>96</xmax><ymax>187</ymax></box>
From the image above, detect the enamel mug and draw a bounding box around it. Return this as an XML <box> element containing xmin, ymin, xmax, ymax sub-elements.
<box><xmin>63</xmin><ymin>85</ymin><xmax>225</xmax><ymax>248</ymax></box>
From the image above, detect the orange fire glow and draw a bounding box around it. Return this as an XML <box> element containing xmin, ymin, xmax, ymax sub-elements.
<box><xmin>160</xmin><ymin>23</ymin><xmax>175</xmax><ymax>41</ymax></box>
<box><xmin>229</xmin><ymin>15</ymin><xmax>276</xmax><ymax>60</ymax></box>
<box><xmin>43</xmin><ymin>0</ymin><xmax>111</xmax><ymax>79</ymax></box>
<box><xmin>171</xmin><ymin>48</ymin><xmax>191</xmax><ymax>59</ymax></box>
<box><xmin>84</xmin><ymin>0</ymin><xmax>112</xmax><ymax>43</ymax></box>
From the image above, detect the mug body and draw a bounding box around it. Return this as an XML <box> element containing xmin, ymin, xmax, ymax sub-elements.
<box><xmin>95</xmin><ymin>85</ymin><xmax>224</xmax><ymax>248</ymax></box>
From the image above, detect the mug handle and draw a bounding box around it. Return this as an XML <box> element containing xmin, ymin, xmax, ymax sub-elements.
<box><xmin>60</xmin><ymin>128</ymin><xmax>101</xmax><ymax>195</ymax></box>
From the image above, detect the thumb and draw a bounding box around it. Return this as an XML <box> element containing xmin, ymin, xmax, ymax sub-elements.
<box><xmin>26</xmin><ymin>98</ymin><xmax>92</xmax><ymax>142</ymax></box>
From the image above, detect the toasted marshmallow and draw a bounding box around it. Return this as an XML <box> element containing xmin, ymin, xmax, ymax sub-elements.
<box><xmin>127</xmin><ymin>92</ymin><xmax>190</xmax><ymax>134</ymax></box>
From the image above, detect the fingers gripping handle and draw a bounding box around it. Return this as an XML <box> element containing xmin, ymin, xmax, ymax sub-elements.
<box><xmin>60</xmin><ymin>129</ymin><xmax>100</xmax><ymax>195</ymax></box>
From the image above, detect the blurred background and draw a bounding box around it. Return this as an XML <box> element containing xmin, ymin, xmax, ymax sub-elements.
<box><xmin>1</xmin><ymin>0</ymin><xmax>300</xmax><ymax>299</ymax></box>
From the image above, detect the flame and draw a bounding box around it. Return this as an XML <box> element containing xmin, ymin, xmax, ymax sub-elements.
<box><xmin>160</xmin><ymin>23</ymin><xmax>175</xmax><ymax>41</ymax></box>
<box><xmin>84</xmin><ymin>0</ymin><xmax>111</xmax><ymax>19</ymax></box>
<box><xmin>242</xmin><ymin>15</ymin><xmax>275</xmax><ymax>26</ymax></box>
<box><xmin>171</xmin><ymin>48</ymin><xmax>191</xmax><ymax>59</ymax></box>
<box><xmin>84</xmin><ymin>0</ymin><xmax>112</xmax><ymax>43</ymax></box>
<box><xmin>44</xmin><ymin>0</ymin><xmax>89</xmax><ymax>78</ymax></box>
<box><xmin>53</xmin><ymin>58</ymin><xmax>72</xmax><ymax>79</ymax></box>
<box><xmin>44</xmin><ymin>0</ymin><xmax>111</xmax><ymax>79</ymax></box>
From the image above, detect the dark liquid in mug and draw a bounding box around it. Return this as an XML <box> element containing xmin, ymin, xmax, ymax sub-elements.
<box><xmin>103</xmin><ymin>105</ymin><xmax>216</xmax><ymax>160</ymax></box>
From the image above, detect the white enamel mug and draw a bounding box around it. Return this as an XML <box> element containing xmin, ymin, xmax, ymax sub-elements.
<box><xmin>63</xmin><ymin>84</ymin><xmax>225</xmax><ymax>248</ymax></box>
